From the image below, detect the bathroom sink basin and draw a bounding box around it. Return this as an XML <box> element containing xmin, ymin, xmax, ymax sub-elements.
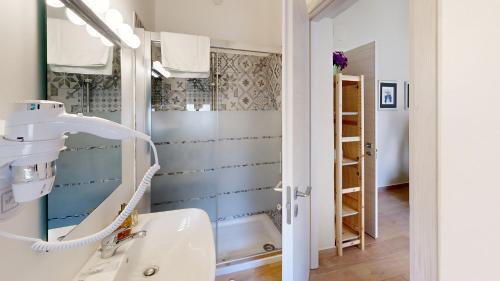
<box><xmin>73</xmin><ymin>209</ymin><xmax>215</xmax><ymax>281</ymax></box>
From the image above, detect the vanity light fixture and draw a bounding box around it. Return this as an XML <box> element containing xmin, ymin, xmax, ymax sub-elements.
<box><xmin>65</xmin><ymin>8</ymin><xmax>86</xmax><ymax>26</ymax></box>
<box><xmin>104</xmin><ymin>9</ymin><xmax>124</xmax><ymax>29</ymax></box>
<box><xmin>46</xmin><ymin>0</ymin><xmax>142</xmax><ymax>49</ymax></box>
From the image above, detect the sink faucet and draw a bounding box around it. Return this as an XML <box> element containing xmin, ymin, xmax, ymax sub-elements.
<box><xmin>100</xmin><ymin>228</ymin><xmax>147</xmax><ymax>259</ymax></box>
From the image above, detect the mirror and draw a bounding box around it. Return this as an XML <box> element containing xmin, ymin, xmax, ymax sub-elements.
<box><xmin>45</xmin><ymin>5</ymin><xmax>123</xmax><ymax>241</ymax></box>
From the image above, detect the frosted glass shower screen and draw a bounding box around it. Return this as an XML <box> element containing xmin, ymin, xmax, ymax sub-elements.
<box><xmin>150</xmin><ymin>48</ymin><xmax>282</xmax><ymax>262</ymax></box>
<box><xmin>150</xmin><ymin>46</ymin><xmax>218</xmax><ymax>219</ymax></box>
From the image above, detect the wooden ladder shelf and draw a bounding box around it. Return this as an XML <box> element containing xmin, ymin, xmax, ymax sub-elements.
<box><xmin>334</xmin><ymin>73</ymin><xmax>365</xmax><ymax>256</ymax></box>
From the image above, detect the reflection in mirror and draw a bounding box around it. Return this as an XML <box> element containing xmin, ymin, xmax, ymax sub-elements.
<box><xmin>45</xmin><ymin>5</ymin><xmax>122</xmax><ymax>241</ymax></box>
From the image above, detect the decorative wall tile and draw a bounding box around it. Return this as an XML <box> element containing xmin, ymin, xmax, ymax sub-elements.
<box><xmin>151</xmin><ymin>48</ymin><xmax>282</xmax><ymax>112</ymax></box>
<box><xmin>47</xmin><ymin>48</ymin><xmax>121</xmax><ymax>113</ymax></box>
<box><xmin>216</xmin><ymin>52</ymin><xmax>282</xmax><ymax>111</ymax></box>
<box><xmin>266</xmin><ymin>209</ymin><xmax>282</xmax><ymax>233</ymax></box>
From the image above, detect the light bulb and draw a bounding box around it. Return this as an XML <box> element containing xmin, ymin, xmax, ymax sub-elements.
<box><xmin>46</xmin><ymin>0</ymin><xmax>64</xmax><ymax>8</ymax></box>
<box><xmin>100</xmin><ymin>36</ymin><xmax>114</xmax><ymax>47</ymax></box>
<box><xmin>104</xmin><ymin>9</ymin><xmax>123</xmax><ymax>29</ymax></box>
<box><xmin>86</xmin><ymin>25</ymin><xmax>101</xmax><ymax>38</ymax></box>
<box><xmin>125</xmin><ymin>34</ymin><xmax>141</xmax><ymax>49</ymax></box>
<box><xmin>83</xmin><ymin>0</ymin><xmax>110</xmax><ymax>13</ymax></box>
<box><xmin>117</xmin><ymin>24</ymin><xmax>133</xmax><ymax>38</ymax></box>
<box><xmin>65</xmin><ymin>8</ymin><xmax>86</xmax><ymax>26</ymax></box>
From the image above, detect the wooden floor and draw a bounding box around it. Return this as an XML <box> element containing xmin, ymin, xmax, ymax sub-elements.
<box><xmin>216</xmin><ymin>186</ymin><xmax>409</xmax><ymax>281</ymax></box>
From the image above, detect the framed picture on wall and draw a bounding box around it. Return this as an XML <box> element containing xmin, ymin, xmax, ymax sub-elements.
<box><xmin>378</xmin><ymin>81</ymin><xmax>398</xmax><ymax>110</ymax></box>
<box><xmin>404</xmin><ymin>81</ymin><xmax>410</xmax><ymax>110</ymax></box>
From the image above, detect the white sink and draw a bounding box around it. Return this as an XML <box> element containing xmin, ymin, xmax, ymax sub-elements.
<box><xmin>73</xmin><ymin>209</ymin><xmax>215</xmax><ymax>281</ymax></box>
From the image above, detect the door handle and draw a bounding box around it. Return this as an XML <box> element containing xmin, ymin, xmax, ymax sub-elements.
<box><xmin>295</xmin><ymin>186</ymin><xmax>312</xmax><ymax>199</ymax></box>
<box><xmin>286</xmin><ymin>186</ymin><xmax>291</xmax><ymax>225</ymax></box>
<box><xmin>273</xmin><ymin>181</ymin><xmax>283</xmax><ymax>192</ymax></box>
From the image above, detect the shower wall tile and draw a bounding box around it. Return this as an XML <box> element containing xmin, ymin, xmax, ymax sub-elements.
<box><xmin>47</xmin><ymin>48</ymin><xmax>121</xmax><ymax>113</ymax></box>
<box><xmin>152</xmin><ymin>77</ymin><xmax>212</xmax><ymax>111</ymax></box>
<box><xmin>151</xmin><ymin>50</ymin><xmax>282</xmax><ymax>112</ymax></box>
<box><xmin>266</xmin><ymin>209</ymin><xmax>282</xmax><ymax>233</ymax></box>
<box><xmin>217</xmin><ymin>52</ymin><xmax>281</xmax><ymax>111</ymax></box>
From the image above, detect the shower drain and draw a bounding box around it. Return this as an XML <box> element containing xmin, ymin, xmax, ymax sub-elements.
<box><xmin>143</xmin><ymin>266</ymin><xmax>159</xmax><ymax>277</ymax></box>
<box><xmin>263</xmin><ymin>243</ymin><xmax>276</xmax><ymax>252</ymax></box>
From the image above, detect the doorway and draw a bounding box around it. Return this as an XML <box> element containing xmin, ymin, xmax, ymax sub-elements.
<box><xmin>310</xmin><ymin>0</ymin><xmax>411</xmax><ymax>279</ymax></box>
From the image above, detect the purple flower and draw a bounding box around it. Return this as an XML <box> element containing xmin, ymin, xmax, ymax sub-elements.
<box><xmin>332</xmin><ymin>51</ymin><xmax>348</xmax><ymax>70</ymax></box>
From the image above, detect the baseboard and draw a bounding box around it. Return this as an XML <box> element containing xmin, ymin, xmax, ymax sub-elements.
<box><xmin>319</xmin><ymin>245</ymin><xmax>336</xmax><ymax>252</ymax></box>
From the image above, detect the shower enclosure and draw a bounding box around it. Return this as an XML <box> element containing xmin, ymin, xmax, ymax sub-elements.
<box><xmin>149</xmin><ymin>40</ymin><xmax>282</xmax><ymax>264</ymax></box>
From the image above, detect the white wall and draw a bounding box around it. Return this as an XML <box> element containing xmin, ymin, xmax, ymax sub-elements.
<box><xmin>332</xmin><ymin>0</ymin><xmax>409</xmax><ymax>187</ymax></box>
<box><xmin>112</xmin><ymin>0</ymin><xmax>155</xmax><ymax>29</ymax></box>
<box><xmin>152</xmin><ymin>0</ymin><xmax>281</xmax><ymax>50</ymax></box>
<box><xmin>0</xmin><ymin>1</ymin><xmax>154</xmax><ymax>280</ymax></box>
<box><xmin>438</xmin><ymin>0</ymin><xmax>500</xmax><ymax>280</ymax></box>
<box><xmin>310</xmin><ymin>18</ymin><xmax>335</xmax><ymax>252</ymax></box>
<box><xmin>0</xmin><ymin>2</ymin><xmax>45</xmax><ymax>279</ymax></box>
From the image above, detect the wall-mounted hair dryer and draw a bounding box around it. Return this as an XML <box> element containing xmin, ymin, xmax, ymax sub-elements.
<box><xmin>0</xmin><ymin>100</ymin><xmax>148</xmax><ymax>203</ymax></box>
<box><xmin>0</xmin><ymin>100</ymin><xmax>160</xmax><ymax>252</ymax></box>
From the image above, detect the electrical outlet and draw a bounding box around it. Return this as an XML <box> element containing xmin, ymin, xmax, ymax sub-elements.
<box><xmin>0</xmin><ymin>188</ymin><xmax>20</xmax><ymax>219</ymax></box>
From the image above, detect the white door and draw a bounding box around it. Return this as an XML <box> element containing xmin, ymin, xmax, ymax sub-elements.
<box><xmin>344</xmin><ymin>42</ymin><xmax>378</xmax><ymax>238</ymax></box>
<box><xmin>282</xmin><ymin>0</ymin><xmax>311</xmax><ymax>280</ymax></box>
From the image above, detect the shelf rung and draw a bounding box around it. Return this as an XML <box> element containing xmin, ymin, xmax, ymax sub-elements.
<box><xmin>342</xmin><ymin>136</ymin><xmax>360</xmax><ymax>142</ymax></box>
<box><xmin>342</xmin><ymin>204</ymin><xmax>358</xmax><ymax>217</ymax></box>
<box><xmin>342</xmin><ymin>239</ymin><xmax>361</xmax><ymax>248</ymax></box>
<box><xmin>342</xmin><ymin>157</ymin><xmax>358</xmax><ymax>166</ymax></box>
<box><xmin>342</xmin><ymin>112</ymin><xmax>359</xmax><ymax>116</ymax></box>
<box><xmin>339</xmin><ymin>74</ymin><xmax>361</xmax><ymax>82</ymax></box>
<box><xmin>342</xmin><ymin>186</ymin><xmax>361</xmax><ymax>194</ymax></box>
<box><xmin>342</xmin><ymin>224</ymin><xmax>359</xmax><ymax>242</ymax></box>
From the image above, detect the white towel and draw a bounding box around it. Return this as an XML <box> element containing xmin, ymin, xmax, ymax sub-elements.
<box><xmin>160</xmin><ymin>32</ymin><xmax>210</xmax><ymax>78</ymax></box>
<box><xmin>152</xmin><ymin>61</ymin><xmax>209</xmax><ymax>79</ymax></box>
<box><xmin>47</xmin><ymin>18</ymin><xmax>113</xmax><ymax>75</ymax></box>
<box><xmin>50</xmin><ymin>48</ymin><xmax>114</xmax><ymax>75</ymax></box>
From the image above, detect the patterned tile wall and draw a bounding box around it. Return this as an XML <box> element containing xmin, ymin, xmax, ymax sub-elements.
<box><xmin>217</xmin><ymin>52</ymin><xmax>281</xmax><ymax>111</ymax></box>
<box><xmin>47</xmin><ymin>48</ymin><xmax>121</xmax><ymax>113</ymax></box>
<box><xmin>152</xmin><ymin>47</ymin><xmax>282</xmax><ymax>112</ymax></box>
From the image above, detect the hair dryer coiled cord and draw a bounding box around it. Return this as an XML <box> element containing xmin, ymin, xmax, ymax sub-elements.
<box><xmin>0</xmin><ymin>138</ymin><xmax>160</xmax><ymax>253</ymax></box>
